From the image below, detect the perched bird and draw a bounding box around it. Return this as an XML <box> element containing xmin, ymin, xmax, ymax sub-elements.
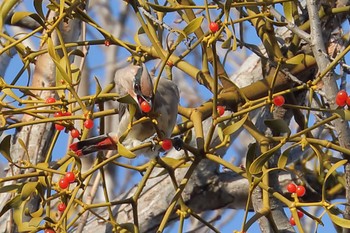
<box><xmin>70</xmin><ymin>64</ymin><xmax>179</xmax><ymax>158</ymax></box>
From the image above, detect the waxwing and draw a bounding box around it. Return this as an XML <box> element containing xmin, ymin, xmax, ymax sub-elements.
<box><xmin>70</xmin><ymin>64</ymin><xmax>179</xmax><ymax>158</ymax></box>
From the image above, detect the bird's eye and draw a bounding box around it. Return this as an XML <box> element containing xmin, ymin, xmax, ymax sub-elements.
<box><xmin>134</xmin><ymin>83</ymin><xmax>141</xmax><ymax>91</ymax></box>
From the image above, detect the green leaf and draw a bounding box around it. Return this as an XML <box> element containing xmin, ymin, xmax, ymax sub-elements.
<box><xmin>248</xmin><ymin>143</ymin><xmax>283</xmax><ymax>176</ymax></box>
<box><xmin>18</xmin><ymin>138</ymin><xmax>30</xmax><ymax>161</ymax></box>
<box><xmin>29</xmin><ymin>216</ymin><xmax>43</xmax><ymax>226</ymax></box>
<box><xmin>0</xmin><ymin>135</ymin><xmax>12</xmax><ymax>162</ymax></box>
<box><xmin>161</xmin><ymin>157</ymin><xmax>189</xmax><ymax>168</ymax></box>
<box><xmin>223</xmin><ymin>114</ymin><xmax>248</xmax><ymax>136</ymax></box>
<box><xmin>0</xmin><ymin>184</ymin><xmax>20</xmax><ymax>193</ymax></box>
<box><xmin>68</xmin><ymin>49</ymin><xmax>85</xmax><ymax>58</ymax></box>
<box><xmin>277</xmin><ymin>142</ymin><xmax>300</xmax><ymax>169</ymax></box>
<box><xmin>117</xmin><ymin>142</ymin><xmax>136</xmax><ymax>159</ymax></box>
<box><xmin>147</xmin><ymin>3</ymin><xmax>178</xmax><ymax>12</ymax></box>
<box><xmin>217</xmin><ymin>123</ymin><xmax>225</xmax><ymax>142</ymax></box>
<box><xmin>245</xmin><ymin>143</ymin><xmax>257</xmax><ymax>182</ymax></box>
<box><xmin>30</xmin><ymin>207</ymin><xmax>44</xmax><ymax>218</ymax></box>
<box><xmin>322</xmin><ymin>159</ymin><xmax>347</xmax><ymax>201</ymax></box>
<box><xmin>173</xmin><ymin>16</ymin><xmax>203</xmax><ymax>49</ymax></box>
<box><xmin>283</xmin><ymin>1</ymin><xmax>297</xmax><ymax>23</ymax></box>
<box><xmin>0</xmin><ymin>195</ymin><xmax>21</xmax><ymax>217</ymax></box>
<box><xmin>11</xmin><ymin>11</ymin><xmax>44</xmax><ymax>28</ymax></box>
<box><xmin>33</xmin><ymin>0</ymin><xmax>45</xmax><ymax>19</ymax></box>
<box><xmin>221</xmin><ymin>26</ymin><xmax>232</xmax><ymax>49</ymax></box>
<box><xmin>0</xmin><ymin>0</ymin><xmax>18</xmax><ymax>29</ymax></box>
<box><xmin>134</xmin><ymin>27</ymin><xmax>146</xmax><ymax>46</ymax></box>
<box><xmin>21</xmin><ymin>182</ymin><xmax>38</xmax><ymax>200</ymax></box>
<box><xmin>264</xmin><ymin>118</ymin><xmax>291</xmax><ymax>136</ymax></box>
<box><xmin>326</xmin><ymin>208</ymin><xmax>350</xmax><ymax>228</ymax></box>
<box><xmin>2</xmin><ymin>88</ymin><xmax>21</xmax><ymax>102</ymax></box>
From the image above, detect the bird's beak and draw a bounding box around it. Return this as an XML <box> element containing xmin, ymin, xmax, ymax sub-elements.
<box><xmin>133</xmin><ymin>64</ymin><xmax>154</xmax><ymax>111</ymax></box>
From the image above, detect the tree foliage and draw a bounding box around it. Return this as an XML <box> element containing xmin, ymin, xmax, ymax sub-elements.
<box><xmin>0</xmin><ymin>0</ymin><xmax>350</xmax><ymax>232</ymax></box>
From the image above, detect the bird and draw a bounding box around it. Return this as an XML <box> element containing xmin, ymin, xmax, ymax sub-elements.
<box><xmin>69</xmin><ymin>63</ymin><xmax>180</xmax><ymax>158</ymax></box>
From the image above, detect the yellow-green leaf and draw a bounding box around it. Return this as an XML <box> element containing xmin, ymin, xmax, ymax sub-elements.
<box><xmin>326</xmin><ymin>208</ymin><xmax>350</xmax><ymax>228</ymax></box>
<box><xmin>277</xmin><ymin>142</ymin><xmax>300</xmax><ymax>169</ymax></box>
<box><xmin>147</xmin><ymin>3</ymin><xmax>178</xmax><ymax>12</ymax></box>
<box><xmin>29</xmin><ymin>216</ymin><xmax>43</xmax><ymax>226</ymax></box>
<box><xmin>21</xmin><ymin>182</ymin><xmax>38</xmax><ymax>200</ymax></box>
<box><xmin>30</xmin><ymin>207</ymin><xmax>44</xmax><ymax>218</ymax></box>
<box><xmin>33</xmin><ymin>0</ymin><xmax>45</xmax><ymax>19</ymax></box>
<box><xmin>173</xmin><ymin>16</ymin><xmax>203</xmax><ymax>48</ymax></box>
<box><xmin>322</xmin><ymin>159</ymin><xmax>347</xmax><ymax>201</ymax></box>
<box><xmin>0</xmin><ymin>184</ymin><xmax>20</xmax><ymax>193</ymax></box>
<box><xmin>223</xmin><ymin>114</ymin><xmax>248</xmax><ymax>136</ymax></box>
<box><xmin>2</xmin><ymin>88</ymin><xmax>21</xmax><ymax>102</ymax></box>
<box><xmin>249</xmin><ymin>143</ymin><xmax>283</xmax><ymax>176</ymax></box>
<box><xmin>161</xmin><ymin>157</ymin><xmax>189</xmax><ymax>168</ymax></box>
<box><xmin>264</xmin><ymin>118</ymin><xmax>291</xmax><ymax>136</ymax></box>
<box><xmin>118</xmin><ymin>142</ymin><xmax>136</xmax><ymax>159</ymax></box>
<box><xmin>0</xmin><ymin>135</ymin><xmax>12</xmax><ymax>162</ymax></box>
<box><xmin>0</xmin><ymin>195</ymin><xmax>21</xmax><ymax>217</ymax></box>
<box><xmin>245</xmin><ymin>143</ymin><xmax>257</xmax><ymax>182</ymax></box>
<box><xmin>0</xmin><ymin>0</ymin><xmax>18</xmax><ymax>29</ymax></box>
<box><xmin>283</xmin><ymin>1</ymin><xmax>297</xmax><ymax>23</ymax></box>
<box><xmin>11</xmin><ymin>11</ymin><xmax>44</xmax><ymax>28</ymax></box>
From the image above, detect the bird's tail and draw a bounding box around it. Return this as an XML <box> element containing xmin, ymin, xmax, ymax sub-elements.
<box><xmin>69</xmin><ymin>135</ymin><xmax>117</xmax><ymax>156</ymax></box>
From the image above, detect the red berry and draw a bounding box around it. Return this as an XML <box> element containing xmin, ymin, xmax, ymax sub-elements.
<box><xmin>55</xmin><ymin>123</ymin><xmax>65</xmax><ymax>131</ymax></box>
<box><xmin>63</xmin><ymin>112</ymin><xmax>72</xmax><ymax>116</ymax></box>
<box><xmin>58</xmin><ymin>178</ymin><xmax>69</xmax><ymax>189</ymax></box>
<box><xmin>217</xmin><ymin>105</ymin><xmax>225</xmax><ymax>116</ymax></box>
<box><xmin>44</xmin><ymin>229</ymin><xmax>55</xmax><ymax>233</ymax></box>
<box><xmin>273</xmin><ymin>95</ymin><xmax>285</xmax><ymax>107</ymax></box>
<box><xmin>346</xmin><ymin>97</ymin><xmax>350</xmax><ymax>107</ymax></box>
<box><xmin>70</xmin><ymin>129</ymin><xmax>80</xmax><ymax>138</ymax></box>
<box><xmin>289</xmin><ymin>217</ymin><xmax>296</xmax><ymax>226</ymax></box>
<box><xmin>140</xmin><ymin>101</ymin><xmax>152</xmax><ymax>113</ymax></box>
<box><xmin>46</xmin><ymin>97</ymin><xmax>56</xmax><ymax>104</ymax></box>
<box><xmin>57</xmin><ymin>202</ymin><xmax>66</xmax><ymax>212</ymax></box>
<box><xmin>64</xmin><ymin>172</ymin><xmax>76</xmax><ymax>183</ymax></box>
<box><xmin>297</xmin><ymin>210</ymin><xmax>304</xmax><ymax>218</ymax></box>
<box><xmin>84</xmin><ymin>119</ymin><xmax>94</xmax><ymax>129</ymax></box>
<box><xmin>161</xmin><ymin>139</ymin><xmax>173</xmax><ymax>150</ymax></box>
<box><xmin>54</xmin><ymin>111</ymin><xmax>62</xmax><ymax>117</ymax></box>
<box><xmin>104</xmin><ymin>39</ymin><xmax>110</xmax><ymax>46</ymax></box>
<box><xmin>336</xmin><ymin>90</ymin><xmax>348</xmax><ymax>107</ymax></box>
<box><xmin>296</xmin><ymin>185</ymin><xmax>306</xmax><ymax>197</ymax></box>
<box><xmin>287</xmin><ymin>183</ymin><xmax>297</xmax><ymax>193</ymax></box>
<box><xmin>209</xmin><ymin>22</ymin><xmax>219</xmax><ymax>33</ymax></box>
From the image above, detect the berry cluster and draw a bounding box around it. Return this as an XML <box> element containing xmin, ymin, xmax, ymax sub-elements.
<box><xmin>289</xmin><ymin>210</ymin><xmax>304</xmax><ymax>226</ymax></box>
<box><xmin>58</xmin><ymin>171</ymin><xmax>76</xmax><ymax>189</ymax></box>
<box><xmin>46</xmin><ymin>98</ymin><xmax>94</xmax><ymax>135</ymax></box>
<box><xmin>287</xmin><ymin>183</ymin><xmax>306</xmax><ymax>226</ymax></box>
<box><xmin>287</xmin><ymin>183</ymin><xmax>306</xmax><ymax>197</ymax></box>
<box><xmin>335</xmin><ymin>90</ymin><xmax>350</xmax><ymax>107</ymax></box>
